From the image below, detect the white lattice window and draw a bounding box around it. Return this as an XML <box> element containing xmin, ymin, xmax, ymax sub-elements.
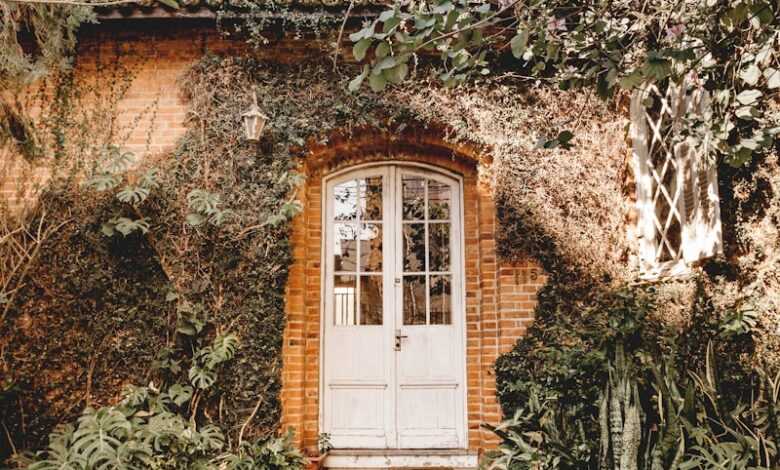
<box><xmin>630</xmin><ymin>79</ymin><xmax>723</xmax><ymax>279</ymax></box>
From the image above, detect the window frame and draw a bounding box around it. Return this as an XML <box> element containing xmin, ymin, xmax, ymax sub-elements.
<box><xmin>631</xmin><ymin>81</ymin><xmax>723</xmax><ymax>280</ymax></box>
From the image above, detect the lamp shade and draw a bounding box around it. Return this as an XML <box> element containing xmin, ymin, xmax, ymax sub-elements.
<box><xmin>242</xmin><ymin>92</ymin><xmax>268</xmax><ymax>141</ymax></box>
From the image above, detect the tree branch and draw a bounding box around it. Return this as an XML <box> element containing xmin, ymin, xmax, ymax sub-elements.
<box><xmin>332</xmin><ymin>0</ymin><xmax>355</xmax><ymax>72</ymax></box>
<box><xmin>2</xmin><ymin>0</ymin><xmax>142</xmax><ymax>7</ymax></box>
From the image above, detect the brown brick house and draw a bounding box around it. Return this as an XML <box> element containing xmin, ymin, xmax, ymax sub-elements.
<box><xmin>1</xmin><ymin>1</ymin><xmax>730</xmax><ymax>467</ymax></box>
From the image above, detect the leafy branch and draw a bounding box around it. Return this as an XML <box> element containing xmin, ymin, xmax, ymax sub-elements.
<box><xmin>349</xmin><ymin>0</ymin><xmax>780</xmax><ymax>166</ymax></box>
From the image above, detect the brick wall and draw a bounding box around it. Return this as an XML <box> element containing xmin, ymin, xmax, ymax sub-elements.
<box><xmin>1</xmin><ymin>23</ymin><xmax>332</xmax><ymax>211</ymax></box>
<box><xmin>281</xmin><ymin>130</ymin><xmax>547</xmax><ymax>455</ymax></box>
<box><xmin>1</xmin><ymin>28</ymin><xmax>214</xmax><ymax>210</ymax></box>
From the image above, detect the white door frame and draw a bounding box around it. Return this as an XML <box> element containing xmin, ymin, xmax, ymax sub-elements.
<box><xmin>319</xmin><ymin>161</ymin><xmax>468</xmax><ymax>450</ymax></box>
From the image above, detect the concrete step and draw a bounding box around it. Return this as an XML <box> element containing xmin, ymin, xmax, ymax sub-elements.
<box><xmin>322</xmin><ymin>449</ymin><xmax>478</xmax><ymax>469</ymax></box>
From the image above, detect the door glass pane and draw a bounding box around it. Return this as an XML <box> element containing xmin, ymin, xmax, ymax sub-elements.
<box><xmin>359</xmin><ymin>224</ymin><xmax>382</xmax><ymax>272</ymax></box>
<box><xmin>430</xmin><ymin>275</ymin><xmax>451</xmax><ymax>325</ymax></box>
<box><xmin>334</xmin><ymin>180</ymin><xmax>358</xmax><ymax>221</ymax></box>
<box><xmin>334</xmin><ymin>223</ymin><xmax>357</xmax><ymax>272</ymax></box>
<box><xmin>403</xmin><ymin>223</ymin><xmax>426</xmax><ymax>272</ymax></box>
<box><xmin>331</xmin><ymin>169</ymin><xmax>457</xmax><ymax>328</ymax></box>
<box><xmin>403</xmin><ymin>275</ymin><xmax>427</xmax><ymax>325</ymax></box>
<box><xmin>402</xmin><ymin>177</ymin><xmax>425</xmax><ymax>220</ymax></box>
<box><xmin>360</xmin><ymin>176</ymin><xmax>383</xmax><ymax>221</ymax></box>
<box><xmin>428</xmin><ymin>181</ymin><xmax>450</xmax><ymax>220</ymax></box>
<box><xmin>429</xmin><ymin>223</ymin><xmax>450</xmax><ymax>272</ymax></box>
<box><xmin>360</xmin><ymin>275</ymin><xmax>383</xmax><ymax>325</ymax></box>
<box><xmin>334</xmin><ymin>275</ymin><xmax>356</xmax><ymax>325</ymax></box>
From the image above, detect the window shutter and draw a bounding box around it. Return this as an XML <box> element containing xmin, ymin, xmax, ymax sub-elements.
<box><xmin>630</xmin><ymin>89</ymin><xmax>657</xmax><ymax>274</ymax></box>
<box><xmin>680</xmin><ymin>87</ymin><xmax>723</xmax><ymax>264</ymax></box>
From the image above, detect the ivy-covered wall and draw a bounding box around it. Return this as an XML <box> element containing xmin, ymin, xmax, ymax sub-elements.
<box><xmin>0</xmin><ymin>21</ymin><xmax>634</xmax><ymax>458</ymax></box>
<box><xmin>4</xmin><ymin>15</ymin><xmax>778</xmax><ymax>464</ymax></box>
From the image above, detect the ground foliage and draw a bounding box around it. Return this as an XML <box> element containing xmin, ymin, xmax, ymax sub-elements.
<box><xmin>490</xmin><ymin>278</ymin><xmax>780</xmax><ymax>468</ymax></box>
<box><xmin>18</xmin><ymin>299</ymin><xmax>305</xmax><ymax>470</ymax></box>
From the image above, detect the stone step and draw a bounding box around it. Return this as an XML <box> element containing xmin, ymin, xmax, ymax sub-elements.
<box><xmin>322</xmin><ymin>449</ymin><xmax>478</xmax><ymax>469</ymax></box>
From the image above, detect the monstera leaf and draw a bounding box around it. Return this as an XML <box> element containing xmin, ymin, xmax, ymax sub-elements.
<box><xmin>29</xmin><ymin>425</ymin><xmax>86</xmax><ymax>470</ymax></box>
<box><xmin>70</xmin><ymin>408</ymin><xmax>132</xmax><ymax>468</ymax></box>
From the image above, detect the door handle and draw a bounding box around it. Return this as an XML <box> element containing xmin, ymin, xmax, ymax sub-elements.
<box><xmin>394</xmin><ymin>329</ymin><xmax>408</xmax><ymax>351</ymax></box>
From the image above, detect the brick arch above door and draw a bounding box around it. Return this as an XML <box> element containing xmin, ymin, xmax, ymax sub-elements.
<box><xmin>281</xmin><ymin>139</ymin><xmax>547</xmax><ymax>456</ymax></box>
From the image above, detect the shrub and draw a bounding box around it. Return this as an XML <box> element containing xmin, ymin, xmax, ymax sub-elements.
<box><xmin>490</xmin><ymin>282</ymin><xmax>776</xmax><ymax>469</ymax></box>
<box><xmin>25</xmin><ymin>329</ymin><xmax>304</xmax><ymax>470</ymax></box>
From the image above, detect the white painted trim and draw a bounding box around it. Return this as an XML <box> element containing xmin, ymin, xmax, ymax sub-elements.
<box><xmin>319</xmin><ymin>161</ymin><xmax>468</xmax><ymax>450</ymax></box>
<box><xmin>323</xmin><ymin>160</ymin><xmax>463</xmax><ymax>185</ymax></box>
<box><xmin>323</xmin><ymin>451</ymin><xmax>478</xmax><ymax>469</ymax></box>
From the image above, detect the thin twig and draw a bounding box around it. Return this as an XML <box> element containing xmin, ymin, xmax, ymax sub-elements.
<box><xmin>190</xmin><ymin>390</ymin><xmax>202</xmax><ymax>425</ymax></box>
<box><xmin>1</xmin><ymin>421</ymin><xmax>16</xmax><ymax>456</ymax></box>
<box><xmin>1</xmin><ymin>217</ymin><xmax>71</xmax><ymax>324</ymax></box>
<box><xmin>0</xmin><ymin>227</ymin><xmax>24</xmax><ymax>247</ymax></box>
<box><xmin>333</xmin><ymin>0</ymin><xmax>355</xmax><ymax>72</ymax></box>
<box><xmin>84</xmin><ymin>350</ymin><xmax>99</xmax><ymax>406</ymax></box>
<box><xmin>238</xmin><ymin>393</ymin><xmax>264</xmax><ymax>447</ymax></box>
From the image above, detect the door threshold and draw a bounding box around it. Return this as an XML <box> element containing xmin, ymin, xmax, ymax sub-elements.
<box><xmin>323</xmin><ymin>449</ymin><xmax>478</xmax><ymax>469</ymax></box>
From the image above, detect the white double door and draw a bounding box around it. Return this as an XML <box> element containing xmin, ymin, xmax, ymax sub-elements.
<box><xmin>322</xmin><ymin>164</ymin><xmax>466</xmax><ymax>449</ymax></box>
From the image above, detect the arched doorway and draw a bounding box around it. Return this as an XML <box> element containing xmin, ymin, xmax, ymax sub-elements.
<box><xmin>321</xmin><ymin>163</ymin><xmax>467</xmax><ymax>449</ymax></box>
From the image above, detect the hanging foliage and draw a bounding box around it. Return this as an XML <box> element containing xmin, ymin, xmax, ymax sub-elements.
<box><xmin>350</xmin><ymin>0</ymin><xmax>780</xmax><ymax>167</ymax></box>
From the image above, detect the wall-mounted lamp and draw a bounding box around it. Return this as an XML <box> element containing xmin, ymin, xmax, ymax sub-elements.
<box><xmin>242</xmin><ymin>91</ymin><xmax>269</xmax><ymax>142</ymax></box>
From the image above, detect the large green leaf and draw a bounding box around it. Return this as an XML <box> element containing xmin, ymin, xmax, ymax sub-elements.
<box><xmin>619</xmin><ymin>69</ymin><xmax>644</xmax><ymax>89</ymax></box>
<box><xmin>383</xmin><ymin>62</ymin><xmax>409</xmax><ymax>84</ymax></box>
<box><xmin>368</xmin><ymin>73</ymin><xmax>387</xmax><ymax>92</ymax></box>
<box><xmin>347</xmin><ymin>65</ymin><xmax>368</xmax><ymax>93</ymax></box>
<box><xmin>510</xmin><ymin>30</ymin><xmax>529</xmax><ymax>59</ymax></box>
<box><xmin>736</xmin><ymin>89</ymin><xmax>762</xmax><ymax>105</ymax></box>
<box><xmin>765</xmin><ymin>68</ymin><xmax>780</xmax><ymax>89</ymax></box>
<box><xmin>352</xmin><ymin>38</ymin><xmax>372</xmax><ymax>62</ymax></box>
<box><xmin>740</xmin><ymin>64</ymin><xmax>761</xmax><ymax>85</ymax></box>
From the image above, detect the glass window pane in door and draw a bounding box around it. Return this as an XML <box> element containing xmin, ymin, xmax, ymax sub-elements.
<box><xmin>428</xmin><ymin>180</ymin><xmax>451</xmax><ymax>220</ymax></box>
<box><xmin>429</xmin><ymin>223</ymin><xmax>450</xmax><ymax>272</ymax></box>
<box><xmin>403</xmin><ymin>275</ymin><xmax>427</xmax><ymax>325</ymax></box>
<box><xmin>334</xmin><ymin>223</ymin><xmax>357</xmax><ymax>272</ymax></box>
<box><xmin>334</xmin><ymin>275</ymin><xmax>356</xmax><ymax>325</ymax></box>
<box><xmin>359</xmin><ymin>224</ymin><xmax>382</xmax><ymax>272</ymax></box>
<box><xmin>402</xmin><ymin>177</ymin><xmax>425</xmax><ymax>220</ymax></box>
<box><xmin>360</xmin><ymin>176</ymin><xmax>383</xmax><ymax>220</ymax></box>
<box><xmin>430</xmin><ymin>275</ymin><xmax>451</xmax><ymax>325</ymax></box>
<box><xmin>334</xmin><ymin>180</ymin><xmax>358</xmax><ymax>221</ymax></box>
<box><xmin>403</xmin><ymin>223</ymin><xmax>426</xmax><ymax>272</ymax></box>
<box><xmin>359</xmin><ymin>275</ymin><xmax>383</xmax><ymax>325</ymax></box>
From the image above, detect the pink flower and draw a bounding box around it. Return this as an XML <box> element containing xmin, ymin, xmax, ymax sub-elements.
<box><xmin>666</xmin><ymin>23</ymin><xmax>685</xmax><ymax>40</ymax></box>
<box><xmin>547</xmin><ymin>17</ymin><xmax>566</xmax><ymax>32</ymax></box>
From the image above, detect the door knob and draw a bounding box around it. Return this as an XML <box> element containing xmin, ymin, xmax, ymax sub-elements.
<box><xmin>394</xmin><ymin>329</ymin><xmax>408</xmax><ymax>351</ymax></box>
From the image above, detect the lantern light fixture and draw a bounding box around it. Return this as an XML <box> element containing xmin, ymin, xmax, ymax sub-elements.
<box><xmin>242</xmin><ymin>91</ymin><xmax>269</xmax><ymax>142</ymax></box>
